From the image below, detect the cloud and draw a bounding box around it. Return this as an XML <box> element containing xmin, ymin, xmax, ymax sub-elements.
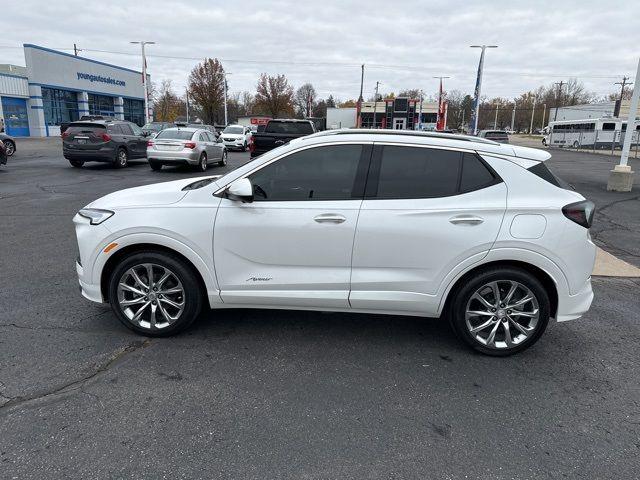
<box><xmin>1</xmin><ymin>0</ymin><xmax>637</xmax><ymax>101</ymax></box>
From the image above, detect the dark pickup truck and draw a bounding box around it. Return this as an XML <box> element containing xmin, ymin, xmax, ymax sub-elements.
<box><xmin>249</xmin><ymin>119</ymin><xmax>316</xmax><ymax>158</ymax></box>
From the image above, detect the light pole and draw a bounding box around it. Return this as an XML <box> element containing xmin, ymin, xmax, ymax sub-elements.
<box><xmin>223</xmin><ymin>71</ymin><xmax>229</xmax><ymax>126</ymax></box>
<box><xmin>529</xmin><ymin>95</ymin><xmax>537</xmax><ymax>134</ymax></box>
<box><xmin>373</xmin><ymin>81</ymin><xmax>382</xmax><ymax>128</ymax></box>
<box><xmin>130</xmin><ymin>41</ymin><xmax>155</xmax><ymax>124</ymax></box>
<box><xmin>433</xmin><ymin>76</ymin><xmax>450</xmax><ymax>130</ymax></box>
<box><xmin>417</xmin><ymin>89</ymin><xmax>423</xmax><ymax>130</ymax></box>
<box><xmin>470</xmin><ymin>45</ymin><xmax>497</xmax><ymax>135</ymax></box>
<box><xmin>494</xmin><ymin>103</ymin><xmax>499</xmax><ymax>129</ymax></box>
<box><xmin>542</xmin><ymin>103</ymin><xmax>547</xmax><ymax>130</ymax></box>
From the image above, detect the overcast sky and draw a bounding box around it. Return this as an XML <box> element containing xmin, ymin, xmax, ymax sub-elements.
<box><xmin>2</xmin><ymin>0</ymin><xmax>638</xmax><ymax>102</ymax></box>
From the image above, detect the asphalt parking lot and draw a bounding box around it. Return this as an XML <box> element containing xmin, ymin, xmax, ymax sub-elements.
<box><xmin>1</xmin><ymin>139</ymin><xmax>639</xmax><ymax>479</ymax></box>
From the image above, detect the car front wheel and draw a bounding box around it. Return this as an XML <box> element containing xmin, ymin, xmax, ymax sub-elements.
<box><xmin>449</xmin><ymin>267</ymin><xmax>550</xmax><ymax>356</ymax></box>
<box><xmin>3</xmin><ymin>140</ymin><xmax>15</xmax><ymax>156</ymax></box>
<box><xmin>108</xmin><ymin>251</ymin><xmax>203</xmax><ymax>336</ymax></box>
<box><xmin>69</xmin><ymin>160</ymin><xmax>84</xmax><ymax>168</ymax></box>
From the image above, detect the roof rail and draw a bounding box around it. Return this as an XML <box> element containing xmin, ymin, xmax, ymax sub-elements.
<box><xmin>309</xmin><ymin>128</ymin><xmax>497</xmax><ymax>144</ymax></box>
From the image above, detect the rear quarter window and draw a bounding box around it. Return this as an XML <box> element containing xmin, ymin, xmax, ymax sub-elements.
<box><xmin>527</xmin><ymin>162</ymin><xmax>573</xmax><ymax>190</ymax></box>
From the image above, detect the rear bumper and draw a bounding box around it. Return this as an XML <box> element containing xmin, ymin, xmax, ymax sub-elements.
<box><xmin>556</xmin><ymin>276</ymin><xmax>594</xmax><ymax>322</ymax></box>
<box><xmin>64</xmin><ymin>149</ymin><xmax>115</xmax><ymax>162</ymax></box>
<box><xmin>147</xmin><ymin>150</ymin><xmax>200</xmax><ymax>164</ymax></box>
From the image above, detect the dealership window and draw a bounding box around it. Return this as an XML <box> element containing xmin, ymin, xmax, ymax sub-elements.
<box><xmin>42</xmin><ymin>88</ymin><xmax>79</xmax><ymax>125</ymax></box>
<box><xmin>87</xmin><ymin>94</ymin><xmax>114</xmax><ymax>116</ymax></box>
<box><xmin>122</xmin><ymin>98</ymin><xmax>144</xmax><ymax>126</ymax></box>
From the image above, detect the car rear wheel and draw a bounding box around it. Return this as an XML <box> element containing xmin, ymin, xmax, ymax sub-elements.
<box><xmin>149</xmin><ymin>160</ymin><xmax>162</xmax><ymax>171</ymax></box>
<box><xmin>69</xmin><ymin>160</ymin><xmax>84</xmax><ymax>168</ymax></box>
<box><xmin>449</xmin><ymin>267</ymin><xmax>550</xmax><ymax>356</ymax></box>
<box><xmin>3</xmin><ymin>140</ymin><xmax>15</xmax><ymax>156</ymax></box>
<box><xmin>197</xmin><ymin>152</ymin><xmax>207</xmax><ymax>172</ymax></box>
<box><xmin>108</xmin><ymin>251</ymin><xmax>203</xmax><ymax>336</ymax></box>
<box><xmin>218</xmin><ymin>150</ymin><xmax>227</xmax><ymax>166</ymax></box>
<box><xmin>114</xmin><ymin>148</ymin><xmax>128</xmax><ymax>168</ymax></box>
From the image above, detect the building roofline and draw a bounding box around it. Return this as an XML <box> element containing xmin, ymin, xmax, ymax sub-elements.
<box><xmin>23</xmin><ymin>44</ymin><xmax>142</xmax><ymax>76</ymax></box>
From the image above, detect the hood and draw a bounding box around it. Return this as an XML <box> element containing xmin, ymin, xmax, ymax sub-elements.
<box><xmin>87</xmin><ymin>176</ymin><xmax>221</xmax><ymax>209</ymax></box>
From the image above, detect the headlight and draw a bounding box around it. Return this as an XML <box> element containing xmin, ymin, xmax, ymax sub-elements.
<box><xmin>78</xmin><ymin>208</ymin><xmax>114</xmax><ymax>225</ymax></box>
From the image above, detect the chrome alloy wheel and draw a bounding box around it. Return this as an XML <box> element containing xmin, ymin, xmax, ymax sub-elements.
<box><xmin>116</xmin><ymin>263</ymin><xmax>185</xmax><ymax>330</ymax></box>
<box><xmin>465</xmin><ymin>280</ymin><xmax>540</xmax><ymax>350</ymax></box>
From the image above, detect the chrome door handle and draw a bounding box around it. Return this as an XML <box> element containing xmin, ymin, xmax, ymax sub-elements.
<box><xmin>449</xmin><ymin>215</ymin><xmax>484</xmax><ymax>225</ymax></box>
<box><xmin>314</xmin><ymin>214</ymin><xmax>346</xmax><ymax>224</ymax></box>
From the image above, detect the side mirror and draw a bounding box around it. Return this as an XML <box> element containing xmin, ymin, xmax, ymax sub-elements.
<box><xmin>226</xmin><ymin>178</ymin><xmax>253</xmax><ymax>203</ymax></box>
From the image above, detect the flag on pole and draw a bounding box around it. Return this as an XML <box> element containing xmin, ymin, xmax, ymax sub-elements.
<box><xmin>469</xmin><ymin>50</ymin><xmax>485</xmax><ymax>134</ymax></box>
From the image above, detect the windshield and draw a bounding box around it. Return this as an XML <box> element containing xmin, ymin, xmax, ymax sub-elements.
<box><xmin>264</xmin><ymin>121</ymin><xmax>314</xmax><ymax>134</ymax></box>
<box><xmin>223</xmin><ymin>126</ymin><xmax>244</xmax><ymax>135</ymax></box>
<box><xmin>155</xmin><ymin>129</ymin><xmax>194</xmax><ymax>140</ymax></box>
<box><xmin>142</xmin><ymin>123</ymin><xmax>163</xmax><ymax>131</ymax></box>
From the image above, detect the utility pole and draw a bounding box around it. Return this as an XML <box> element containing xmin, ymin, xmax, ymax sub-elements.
<box><xmin>553</xmin><ymin>80</ymin><xmax>565</xmax><ymax>122</ymax></box>
<box><xmin>130</xmin><ymin>41</ymin><xmax>155</xmax><ymax>124</ymax></box>
<box><xmin>607</xmin><ymin>57</ymin><xmax>639</xmax><ymax>192</ymax></box>
<box><xmin>614</xmin><ymin>76</ymin><xmax>632</xmax><ymax>117</ymax></box>
<box><xmin>511</xmin><ymin>103</ymin><xmax>516</xmax><ymax>132</ymax></box>
<box><xmin>529</xmin><ymin>95</ymin><xmax>537</xmax><ymax>134</ymax></box>
<box><xmin>73</xmin><ymin>44</ymin><xmax>81</xmax><ymax>56</ymax></box>
<box><xmin>542</xmin><ymin>103</ymin><xmax>547</xmax><ymax>130</ymax></box>
<box><xmin>185</xmin><ymin>88</ymin><xmax>190</xmax><ymax>123</ymax></box>
<box><xmin>417</xmin><ymin>89</ymin><xmax>423</xmax><ymax>130</ymax></box>
<box><xmin>356</xmin><ymin>64</ymin><xmax>365</xmax><ymax>128</ymax></box>
<box><xmin>372</xmin><ymin>81</ymin><xmax>381</xmax><ymax>129</ymax></box>
<box><xmin>494</xmin><ymin>103</ymin><xmax>499</xmax><ymax>129</ymax></box>
<box><xmin>223</xmin><ymin>71</ymin><xmax>229</xmax><ymax>126</ymax></box>
<box><xmin>470</xmin><ymin>45</ymin><xmax>498</xmax><ymax>135</ymax></box>
<box><xmin>433</xmin><ymin>76</ymin><xmax>450</xmax><ymax>131</ymax></box>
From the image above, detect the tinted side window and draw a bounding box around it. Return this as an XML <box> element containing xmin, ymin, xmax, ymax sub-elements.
<box><xmin>375</xmin><ymin>146</ymin><xmax>461</xmax><ymax>199</ymax></box>
<box><xmin>119</xmin><ymin>123</ymin><xmax>134</xmax><ymax>135</ymax></box>
<box><xmin>248</xmin><ymin>145</ymin><xmax>363</xmax><ymax>201</ymax></box>
<box><xmin>199</xmin><ymin>133</ymin><xmax>208</xmax><ymax>142</ymax></box>
<box><xmin>460</xmin><ymin>153</ymin><xmax>496</xmax><ymax>192</ymax></box>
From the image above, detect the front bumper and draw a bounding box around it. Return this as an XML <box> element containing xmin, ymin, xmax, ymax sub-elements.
<box><xmin>222</xmin><ymin>139</ymin><xmax>245</xmax><ymax>149</ymax></box>
<box><xmin>76</xmin><ymin>260</ymin><xmax>104</xmax><ymax>303</ymax></box>
<box><xmin>556</xmin><ymin>276</ymin><xmax>594</xmax><ymax>322</ymax></box>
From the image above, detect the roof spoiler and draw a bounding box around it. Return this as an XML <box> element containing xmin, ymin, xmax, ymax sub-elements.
<box><xmin>510</xmin><ymin>144</ymin><xmax>552</xmax><ymax>162</ymax></box>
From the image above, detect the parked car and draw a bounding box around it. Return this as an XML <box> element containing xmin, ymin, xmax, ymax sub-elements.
<box><xmin>0</xmin><ymin>139</ymin><xmax>7</xmax><ymax>166</ymax></box>
<box><xmin>146</xmin><ymin>127</ymin><xmax>227</xmax><ymax>172</ymax></box>
<box><xmin>221</xmin><ymin>124</ymin><xmax>252</xmax><ymax>151</ymax></box>
<box><xmin>1</xmin><ymin>133</ymin><xmax>16</xmax><ymax>156</ymax></box>
<box><xmin>73</xmin><ymin>129</ymin><xmax>596</xmax><ymax>356</ymax></box>
<box><xmin>62</xmin><ymin>120</ymin><xmax>149</xmax><ymax>168</ymax></box>
<box><xmin>249</xmin><ymin>119</ymin><xmax>315</xmax><ymax>158</ymax></box>
<box><xmin>142</xmin><ymin>122</ymin><xmax>173</xmax><ymax>137</ymax></box>
<box><xmin>478</xmin><ymin>130</ymin><xmax>510</xmax><ymax>143</ymax></box>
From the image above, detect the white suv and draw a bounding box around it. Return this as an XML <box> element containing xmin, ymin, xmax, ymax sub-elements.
<box><xmin>220</xmin><ymin>124</ymin><xmax>251</xmax><ymax>151</ymax></box>
<box><xmin>73</xmin><ymin>130</ymin><xmax>596</xmax><ymax>356</ymax></box>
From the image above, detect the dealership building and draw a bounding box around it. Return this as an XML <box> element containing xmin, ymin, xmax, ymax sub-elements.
<box><xmin>0</xmin><ymin>44</ymin><xmax>148</xmax><ymax>137</ymax></box>
<box><xmin>327</xmin><ymin>98</ymin><xmax>439</xmax><ymax>130</ymax></box>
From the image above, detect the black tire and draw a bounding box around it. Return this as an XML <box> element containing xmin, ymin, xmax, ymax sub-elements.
<box><xmin>218</xmin><ymin>150</ymin><xmax>227</xmax><ymax>167</ymax></box>
<box><xmin>114</xmin><ymin>148</ymin><xmax>128</xmax><ymax>168</ymax></box>
<box><xmin>3</xmin><ymin>140</ymin><xmax>15</xmax><ymax>156</ymax></box>
<box><xmin>197</xmin><ymin>152</ymin><xmax>207</xmax><ymax>172</ymax></box>
<box><xmin>448</xmin><ymin>267</ymin><xmax>550</xmax><ymax>356</ymax></box>
<box><xmin>108</xmin><ymin>251</ymin><xmax>203</xmax><ymax>337</ymax></box>
<box><xmin>69</xmin><ymin>160</ymin><xmax>84</xmax><ymax>168</ymax></box>
<box><xmin>149</xmin><ymin>160</ymin><xmax>162</xmax><ymax>171</ymax></box>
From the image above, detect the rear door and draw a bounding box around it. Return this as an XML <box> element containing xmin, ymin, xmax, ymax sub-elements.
<box><xmin>350</xmin><ymin>144</ymin><xmax>507</xmax><ymax>315</ymax></box>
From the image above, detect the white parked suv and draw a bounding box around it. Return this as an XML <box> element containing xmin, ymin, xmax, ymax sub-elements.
<box><xmin>220</xmin><ymin>124</ymin><xmax>252</xmax><ymax>151</ymax></box>
<box><xmin>73</xmin><ymin>130</ymin><xmax>596</xmax><ymax>355</ymax></box>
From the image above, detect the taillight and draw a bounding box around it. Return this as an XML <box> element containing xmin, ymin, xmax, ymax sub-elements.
<box><xmin>61</xmin><ymin>131</ymin><xmax>70</xmax><ymax>139</ymax></box>
<box><xmin>249</xmin><ymin>135</ymin><xmax>255</xmax><ymax>153</ymax></box>
<box><xmin>98</xmin><ymin>132</ymin><xmax>112</xmax><ymax>142</ymax></box>
<box><xmin>562</xmin><ymin>200</ymin><xmax>595</xmax><ymax>229</ymax></box>
<box><xmin>183</xmin><ymin>142</ymin><xmax>196</xmax><ymax>149</ymax></box>
<box><xmin>146</xmin><ymin>140</ymin><xmax>154</xmax><ymax>147</ymax></box>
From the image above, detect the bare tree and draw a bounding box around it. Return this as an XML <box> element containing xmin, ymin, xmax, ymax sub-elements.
<box><xmin>153</xmin><ymin>79</ymin><xmax>186</xmax><ymax>122</ymax></box>
<box><xmin>295</xmin><ymin>83</ymin><xmax>317</xmax><ymax>118</ymax></box>
<box><xmin>188</xmin><ymin>58</ymin><xmax>225</xmax><ymax>125</ymax></box>
<box><xmin>398</xmin><ymin>88</ymin><xmax>421</xmax><ymax>99</ymax></box>
<box><xmin>255</xmin><ymin>73</ymin><xmax>295</xmax><ymax>118</ymax></box>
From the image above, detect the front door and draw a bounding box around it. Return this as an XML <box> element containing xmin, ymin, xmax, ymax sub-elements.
<box><xmin>213</xmin><ymin>144</ymin><xmax>370</xmax><ymax>308</ymax></box>
<box><xmin>2</xmin><ymin>97</ymin><xmax>30</xmax><ymax>136</ymax></box>
<box><xmin>350</xmin><ymin>145</ymin><xmax>507</xmax><ymax>315</ymax></box>
<box><xmin>393</xmin><ymin>118</ymin><xmax>406</xmax><ymax>130</ymax></box>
